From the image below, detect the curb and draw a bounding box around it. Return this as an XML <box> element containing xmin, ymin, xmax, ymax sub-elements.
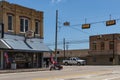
<box><xmin>0</xmin><ymin>68</ymin><xmax>49</xmax><ymax>74</ymax></box>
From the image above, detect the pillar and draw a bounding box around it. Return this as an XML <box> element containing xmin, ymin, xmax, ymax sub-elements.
<box><xmin>0</xmin><ymin>51</ymin><xmax>4</xmax><ymax>69</ymax></box>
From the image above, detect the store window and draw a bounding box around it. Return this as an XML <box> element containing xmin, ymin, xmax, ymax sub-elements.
<box><xmin>8</xmin><ymin>15</ymin><xmax>13</xmax><ymax>31</ymax></box>
<box><xmin>35</xmin><ymin>21</ymin><xmax>40</xmax><ymax>35</ymax></box>
<box><xmin>20</xmin><ymin>18</ymin><xmax>29</xmax><ymax>32</ymax></box>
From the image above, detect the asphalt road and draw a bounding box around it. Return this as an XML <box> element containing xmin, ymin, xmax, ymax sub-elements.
<box><xmin>0</xmin><ymin>66</ymin><xmax>120</xmax><ymax>80</ymax></box>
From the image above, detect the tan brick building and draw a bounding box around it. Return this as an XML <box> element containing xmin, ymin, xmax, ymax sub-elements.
<box><xmin>0</xmin><ymin>1</ymin><xmax>50</xmax><ymax>69</ymax></box>
<box><xmin>88</xmin><ymin>33</ymin><xmax>120</xmax><ymax>65</ymax></box>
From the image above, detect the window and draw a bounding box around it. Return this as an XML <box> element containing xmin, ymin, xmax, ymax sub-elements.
<box><xmin>101</xmin><ymin>42</ymin><xmax>105</xmax><ymax>50</ymax></box>
<box><xmin>92</xmin><ymin>42</ymin><xmax>97</xmax><ymax>50</ymax></box>
<box><xmin>35</xmin><ymin>21</ymin><xmax>40</xmax><ymax>34</ymax></box>
<box><xmin>109</xmin><ymin>41</ymin><xmax>114</xmax><ymax>50</ymax></box>
<box><xmin>20</xmin><ymin>18</ymin><xmax>29</xmax><ymax>32</ymax></box>
<box><xmin>8</xmin><ymin>15</ymin><xmax>13</xmax><ymax>31</ymax></box>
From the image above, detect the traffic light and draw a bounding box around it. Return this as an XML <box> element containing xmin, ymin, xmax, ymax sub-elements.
<box><xmin>106</xmin><ymin>20</ymin><xmax>116</xmax><ymax>26</ymax></box>
<box><xmin>82</xmin><ymin>24</ymin><xmax>90</xmax><ymax>29</ymax></box>
<box><xmin>63</xmin><ymin>22</ymin><xmax>70</xmax><ymax>26</ymax></box>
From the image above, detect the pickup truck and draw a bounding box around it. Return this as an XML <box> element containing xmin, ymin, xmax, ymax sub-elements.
<box><xmin>63</xmin><ymin>57</ymin><xmax>86</xmax><ymax>65</ymax></box>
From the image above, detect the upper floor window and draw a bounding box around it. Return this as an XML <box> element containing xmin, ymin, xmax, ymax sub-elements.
<box><xmin>20</xmin><ymin>18</ymin><xmax>29</xmax><ymax>33</ymax></box>
<box><xmin>101</xmin><ymin>42</ymin><xmax>105</xmax><ymax>50</ymax></box>
<box><xmin>92</xmin><ymin>42</ymin><xmax>97</xmax><ymax>50</ymax></box>
<box><xmin>8</xmin><ymin>15</ymin><xmax>13</xmax><ymax>31</ymax></box>
<box><xmin>35</xmin><ymin>21</ymin><xmax>40</xmax><ymax>34</ymax></box>
<box><xmin>109</xmin><ymin>41</ymin><xmax>114</xmax><ymax>50</ymax></box>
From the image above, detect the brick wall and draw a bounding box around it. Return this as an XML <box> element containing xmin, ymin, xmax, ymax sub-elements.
<box><xmin>0</xmin><ymin>1</ymin><xmax>43</xmax><ymax>38</ymax></box>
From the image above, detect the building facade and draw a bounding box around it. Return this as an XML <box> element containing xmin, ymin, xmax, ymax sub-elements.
<box><xmin>88</xmin><ymin>33</ymin><xmax>120</xmax><ymax>65</ymax></box>
<box><xmin>0</xmin><ymin>1</ymin><xmax>50</xmax><ymax>69</ymax></box>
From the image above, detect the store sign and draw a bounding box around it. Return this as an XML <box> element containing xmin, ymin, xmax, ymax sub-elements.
<box><xmin>0</xmin><ymin>23</ymin><xmax>4</xmax><ymax>38</ymax></box>
<box><xmin>25</xmin><ymin>30</ymin><xmax>34</xmax><ymax>38</ymax></box>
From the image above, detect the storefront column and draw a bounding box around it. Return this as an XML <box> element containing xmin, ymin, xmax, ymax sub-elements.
<box><xmin>0</xmin><ymin>51</ymin><xmax>4</xmax><ymax>69</ymax></box>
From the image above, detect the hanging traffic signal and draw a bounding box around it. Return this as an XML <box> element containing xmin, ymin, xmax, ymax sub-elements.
<box><xmin>82</xmin><ymin>24</ymin><xmax>90</xmax><ymax>29</ymax></box>
<box><xmin>63</xmin><ymin>21</ymin><xmax>70</xmax><ymax>26</ymax></box>
<box><xmin>106</xmin><ymin>20</ymin><xmax>116</xmax><ymax>26</ymax></box>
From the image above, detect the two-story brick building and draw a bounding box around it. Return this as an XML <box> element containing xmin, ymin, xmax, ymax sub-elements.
<box><xmin>0</xmin><ymin>1</ymin><xmax>51</xmax><ymax>69</ymax></box>
<box><xmin>88</xmin><ymin>33</ymin><xmax>120</xmax><ymax>65</ymax></box>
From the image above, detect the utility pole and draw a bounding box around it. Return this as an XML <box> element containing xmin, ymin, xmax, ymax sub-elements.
<box><xmin>113</xmin><ymin>34</ymin><xmax>115</xmax><ymax>65</ymax></box>
<box><xmin>55</xmin><ymin>10</ymin><xmax>58</xmax><ymax>62</ymax></box>
<box><xmin>63</xmin><ymin>38</ymin><xmax>66</xmax><ymax>59</ymax></box>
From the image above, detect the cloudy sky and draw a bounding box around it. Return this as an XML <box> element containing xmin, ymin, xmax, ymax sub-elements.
<box><xmin>7</xmin><ymin>0</ymin><xmax>120</xmax><ymax>50</ymax></box>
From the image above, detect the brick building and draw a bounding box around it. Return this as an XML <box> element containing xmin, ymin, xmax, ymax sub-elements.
<box><xmin>88</xmin><ymin>33</ymin><xmax>120</xmax><ymax>65</ymax></box>
<box><xmin>0</xmin><ymin>1</ymin><xmax>51</xmax><ymax>69</ymax></box>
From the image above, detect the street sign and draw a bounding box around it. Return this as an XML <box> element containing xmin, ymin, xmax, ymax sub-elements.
<box><xmin>0</xmin><ymin>23</ymin><xmax>4</xmax><ymax>38</ymax></box>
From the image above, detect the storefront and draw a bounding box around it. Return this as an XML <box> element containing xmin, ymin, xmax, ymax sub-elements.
<box><xmin>0</xmin><ymin>34</ymin><xmax>51</xmax><ymax>69</ymax></box>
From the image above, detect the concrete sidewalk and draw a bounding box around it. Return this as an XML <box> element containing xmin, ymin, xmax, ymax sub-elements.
<box><xmin>0</xmin><ymin>68</ymin><xmax>49</xmax><ymax>74</ymax></box>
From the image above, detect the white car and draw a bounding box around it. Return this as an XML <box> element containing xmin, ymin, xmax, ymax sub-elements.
<box><xmin>63</xmin><ymin>57</ymin><xmax>86</xmax><ymax>65</ymax></box>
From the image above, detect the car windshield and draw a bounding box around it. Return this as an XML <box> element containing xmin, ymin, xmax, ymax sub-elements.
<box><xmin>76</xmin><ymin>57</ymin><xmax>81</xmax><ymax>60</ymax></box>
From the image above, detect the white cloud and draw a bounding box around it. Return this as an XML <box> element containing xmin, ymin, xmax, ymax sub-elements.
<box><xmin>51</xmin><ymin>0</ymin><xmax>62</xmax><ymax>3</ymax></box>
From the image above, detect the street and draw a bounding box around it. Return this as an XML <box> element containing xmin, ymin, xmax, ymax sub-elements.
<box><xmin>0</xmin><ymin>66</ymin><xmax>120</xmax><ymax>80</ymax></box>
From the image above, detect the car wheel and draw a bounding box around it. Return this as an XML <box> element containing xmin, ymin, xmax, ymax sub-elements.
<box><xmin>77</xmin><ymin>62</ymin><xmax>81</xmax><ymax>66</ymax></box>
<box><xmin>65</xmin><ymin>62</ymin><xmax>68</xmax><ymax>66</ymax></box>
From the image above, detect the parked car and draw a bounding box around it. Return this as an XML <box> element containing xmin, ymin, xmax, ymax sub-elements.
<box><xmin>63</xmin><ymin>57</ymin><xmax>86</xmax><ymax>65</ymax></box>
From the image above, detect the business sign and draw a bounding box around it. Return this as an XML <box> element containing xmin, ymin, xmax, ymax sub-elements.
<box><xmin>0</xmin><ymin>23</ymin><xmax>4</xmax><ymax>38</ymax></box>
<box><xmin>25</xmin><ymin>30</ymin><xmax>34</xmax><ymax>38</ymax></box>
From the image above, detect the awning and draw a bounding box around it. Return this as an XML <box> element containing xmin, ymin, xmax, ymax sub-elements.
<box><xmin>26</xmin><ymin>39</ymin><xmax>51</xmax><ymax>52</ymax></box>
<box><xmin>0</xmin><ymin>39</ymin><xmax>51</xmax><ymax>52</ymax></box>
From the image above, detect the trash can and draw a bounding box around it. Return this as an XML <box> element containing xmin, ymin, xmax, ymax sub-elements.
<box><xmin>11</xmin><ymin>63</ymin><xmax>16</xmax><ymax>70</ymax></box>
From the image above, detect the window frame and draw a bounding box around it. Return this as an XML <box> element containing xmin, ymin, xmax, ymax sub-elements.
<box><xmin>100</xmin><ymin>42</ymin><xmax>105</xmax><ymax>50</ymax></box>
<box><xmin>35</xmin><ymin>20</ymin><xmax>40</xmax><ymax>35</ymax></box>
<box><xmin>92</xmin><ymin>42</ymin><xmax>97</xmax><ymax>50</ymax></box>
<box><xmin>109</xmin><ymin>41</ymin><xmax>114</xmax><ymax>50</ymax></box>
<box><xmin>20</xmin><ymin>17</ymin><xmax>29</xmax><ymax>33</ymax></box>
<box><xmin>8</xmin><ymin>14</ymin><xmax>13</xmax><ymax>31</ymax></box>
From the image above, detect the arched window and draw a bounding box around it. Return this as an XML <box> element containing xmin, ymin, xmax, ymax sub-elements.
<box><xmin>35</xmin><ymin>20</ymin><xmax>40</xmax><ymax>35</ymax></box>
<box><xmin>20</xmin><ymin>17</ymin><xmax>29</xmax><ymax>33</ymax></box>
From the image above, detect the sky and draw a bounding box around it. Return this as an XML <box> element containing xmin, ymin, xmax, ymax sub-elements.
<box><xmin>7</xmin><ymin>0</ymin><xmax>120</xmax><ymax>50</ymax></box>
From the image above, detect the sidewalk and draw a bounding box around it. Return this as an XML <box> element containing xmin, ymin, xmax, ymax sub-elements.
<box><xmin>0</xmin><ymin>68</ymin><xmax>49</xmax><ymax>74</ymax></box>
